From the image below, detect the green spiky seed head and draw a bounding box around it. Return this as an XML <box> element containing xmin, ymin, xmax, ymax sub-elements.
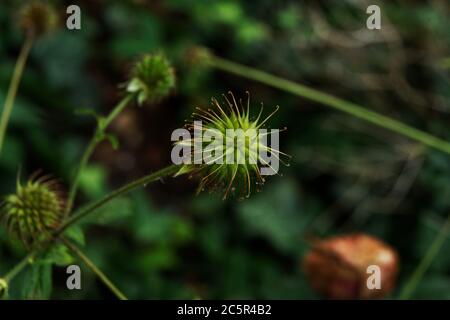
<box><xmin>126</xmin><ymin>53</ymin><xmax>176</xmax><ymax>105</ymax></box>
<box><xmin>1</xmin><ymin>174</ymin><xmax>65</xmax><ymax>248</ymax></box>
<box><xmin>175</xmin><ymin>92</ymin><xmax>289</xmax><ymax>200</ymax></box>
<box><xmin>19</xmin><ymin>1</ymin><xmax>59</xmax><ymax>37</ymax></box>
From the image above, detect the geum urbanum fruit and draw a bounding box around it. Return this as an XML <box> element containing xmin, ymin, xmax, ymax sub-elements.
<box><xmin>174</xmin><ymin>91</ymin><xmax>290</xmax><ymax>200</ymax></box>
<box><xmin>1</xmin><ymin>173</ymin><xmax>65</xmax><ymax>248</ymax></box>
<box><xmin>126</xmin><ymin>53</ymin><xmax>176</xmax><ymax>105</ymax></box>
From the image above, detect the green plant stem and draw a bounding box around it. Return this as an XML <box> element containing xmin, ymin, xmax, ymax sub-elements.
<box><xmin>65</xmin><ymin>135</ymin><xmax>97</xmax><ymax>215</ymax></box>
<box><xmin>60</xmin><ymin>164</ymin><xmax>179</xmax><ymax>234</ymax></box>
<box><xmin>0</xmin><ymin>35</ymin><xmax>34</xmax><ymax>154</ymax></box>
<box><xmin>61</xmin><ymin>237</ymin><xmax>127</xmax><ymax>300</ymax></box>
<box><xmin>2</xmin><ymin>164</ymin><xmax>179</xmax><ymax>288</ymax></box>
<box><xmin>2</xmin><ymin>250</ymin><xmax>36</xmax><ymax>283</ymax></box>
<box><xmin>207</xmin><ymin>54</ymin><xmax>450</xmax><ymax>155</ymax></box>
<box><xmin>2</xmin><ymin>45</ymin><xmax>134</xmax><ymax>288</ymax></box>
<box><xmin>102</xmin><ymin>94</ymin><xmax>134</xmax><ymax>129</ymax></box>
<box><xmin>399</xmin><ymin>213</ymin><xmax>450</xmax><ymax>300</ymax></box>
<box><xmin>66</xmin><ymin>94</ymin><xmax>134</xmax><ymax>214</ymax></box>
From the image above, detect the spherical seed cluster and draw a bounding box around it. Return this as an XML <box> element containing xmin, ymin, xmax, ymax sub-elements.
<box><xmin>126</xmin><ymin>53</ymin><xmax>176</xmax><ymax>105</ymax></box>
<box><xmin>19</xmin><ymin>1</ymin><xmax>59</xmax><ymax>37</ymax></box>
<box><xmin>1</xmin><ymin>174</ymin><xmax>65</xmax><ymax>247</ymax></box>
<box><xmin>177</xmin><ymin>92</ymin><xmax>289</xmax><ymax>200</ymax></box>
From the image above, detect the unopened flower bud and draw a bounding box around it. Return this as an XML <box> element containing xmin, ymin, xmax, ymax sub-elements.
<box><xmin>126</xmin><ymin>53</ymin><xmax>175</xmax><ymax>105</ymax></box>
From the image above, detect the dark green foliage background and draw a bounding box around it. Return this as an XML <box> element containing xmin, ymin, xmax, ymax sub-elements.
<box><xmin>0</xmin><ymin>0</ymin><xmax>449</xmax><ymax>299</ymax></box>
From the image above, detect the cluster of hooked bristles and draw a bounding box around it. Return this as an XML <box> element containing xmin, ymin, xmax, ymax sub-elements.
<box><xmin>178</xmin><ymin>92</ymin><xmax>289</xmax><ymax>200</ymax></box>
<box><xmin>1</xmin><ymin>173</ymin><xmax>65</xmax><ymax>248</ymax></box>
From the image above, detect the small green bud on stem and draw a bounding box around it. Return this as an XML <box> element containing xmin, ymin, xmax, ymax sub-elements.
<box><xmin>126</xmin><ymin>53</ymin><xmax>176</xmax><ymax>105</ymax></box>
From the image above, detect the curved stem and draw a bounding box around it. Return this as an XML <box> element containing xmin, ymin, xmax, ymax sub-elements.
<box><xmin>207</xmin><ymin>54</ymin><xmax>450</xmax><ymax>155</ymax></box>
<box><xmin>2</xmin><ymin>250</ymin><xmax>36</xmax><ymax>283</ymax></box>
<box><xmin>0</xmin><ymin>35</ymin><xmax>34</xmax><ymax>154</ymax></box>
<box><xmin>61</xmin><ymin>237</ymin><xmax>128</xmax><ymax>300</ymax></box>
<box><xmin>66</xmin><ymin>95</ymin><xmax>134</xmax><ymax>214</ymax></box>
<box><xmin>59</xmin><ymin>164</ymin><xmax>179</xmax><ymax>235</ymax></box>
<box><xmin>65</xmin><ymin>135</ymin><xmax>97</xmax><ymax>215</ymax></box>
<box><xmin>102</xmin><ymin>94</ymin><xmax>134</xmax><ymax>129</ymax></box>
<box><xmin>2</xmin><ymin>164</ymin><xmax>179</xmax><ymax>289</ymax></box>
<box><xmin>399</xmin><ymin>213</ymin><xmax>450</xmax><ymax>300</ymax></box>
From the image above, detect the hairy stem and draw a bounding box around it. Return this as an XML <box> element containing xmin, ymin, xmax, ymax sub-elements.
<box><xmin>2</xmin><ymin>250</ymin><xmax>36</xmax><ymax>283</ymax></box>
<box><xmin>102</xmin><ymin>94</ymin><xmax>134</xmax><ymax>129</ymax></box>
<box><xmin>61</xmin><ymin>237</ymin><xmax>128</xmax><ymax>300</ymax></box>
<box><xmin>66</xmin><ymin>95</ymin><xmax>134</xmax><ymax>214</ymax></box>
<box><xmin>0</xmin><ymin>35</ymin><xmax>34</xmax><ymax>154</ymax></box>
<box><xmin>399</xmin><ymin>213</ymin><xmax>450</xmax><ymax>299</ymax></box>
<box><xmin>207</xmin><ymin>54</ymin><xmax>450</xmax><ymax>155</ymax></box>
<box><xmin>60</xmin><ymin>164</ymin><xmax>179</xmax><ymax>234</ymax></box>
<box><xmin>2</xmin><ymin>164</ymin><xmax>179</xmax><ymax>288</ymax></box>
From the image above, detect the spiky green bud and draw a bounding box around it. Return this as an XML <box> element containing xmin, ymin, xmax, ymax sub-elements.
<box><xmin>176</xmin><ymin>92</ymin><xmax>289</xmax><ymax>200</ymax></box>
<box><xmin>126</xmin><ymin>53</ymin><xmax>176</xmax><ymax>105</ymax></box>
<box><xmin>1</xmin><ymin>173</ymin><xmax>65</xmax><ymax>248</ymax></box>
<box><xmin>18</xmin><ymin>1</ymin><xmax>59</xmax><ymax>37</ymax></box>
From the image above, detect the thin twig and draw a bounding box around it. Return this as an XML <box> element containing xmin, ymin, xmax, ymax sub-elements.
<box><xmin>207</xmin><ymin>54</ymin><xmax>450</xmax><ymax>155</ymax></box>
<box><xmin>399</xmin><ymin>213</ymin><xmax>450</xmax><ymax>299</ymax></box>
<box><xmin>0</xmin><ymin>34</ymin><xmax>34</xmax><ymax>154</ymax></box>
<box><xmin>61</xmin><ymin>237</ymin><xmax>128</xmax><ymax>300</ymax></box>
<box><xmin>65</xmin><ymin>94</ymin><xmax>134</xmax><ymax>214</ymax></box>
<box><xmin>3</xmin><ymin>250</ymin><xmax>36</xmax><ymax>283</ymax></box>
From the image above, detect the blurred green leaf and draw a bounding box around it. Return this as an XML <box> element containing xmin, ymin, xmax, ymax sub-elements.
<box><xmin>0</xmin><ymin>91</ymin><xmax>42</xmax><ymax>128</ymax></box>
<box><xmin>130</xmin><ymin>191</ymin><xmax>193</xmax><ymax>245</ymax></box>
<box><xmin>0</xmin><ymin>135</ymin><xmax>24</xmax><ymax>172</ymax></box>
<box><xmin>83</xmin><ymin>196</ymin><xmax>133</xmax><ymax>225</ymax></box>
<box><xmin>64</xmin><ymin>225</ymin><xmax>86</xmax><ymax>247</ymax></box>
<box><xmin>106</xmin><ymin>4</ymin><xmax>161</xmax><ymax>58</ymax></box>
<box><xmin>409</xmin><ymin>276</ymin><xmax>450</xmax><ymax>299</ymax></box>
<box><xmin>42</xmin><ymin>244</ymin><xmax>74</xmax><ymax>267</ymax></box>
<box><xmin>237</xmin><ymin>178</ymin><xmax>314</xmax><ymax>254</ymax></box>
<box><xmin>78</xmin><ymin>165</ymin><xmax>108</xmax><ymax>199</ymax></box>
<box><xmin>21</xmin><ymin>262</ymin><xmax>52</xmax><ymax>299</ymax></box>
